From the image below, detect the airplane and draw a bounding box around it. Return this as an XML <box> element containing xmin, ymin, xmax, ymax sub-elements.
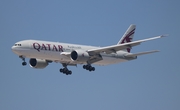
<box><xmin>11</xmin><ymin>24</ymin><xmax>165</xmax><ymax>75</ymax></box>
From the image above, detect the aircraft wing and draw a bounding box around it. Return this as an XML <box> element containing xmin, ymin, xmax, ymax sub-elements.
<box><xmin>87</xmin><ymin>35</ymin><xmax>165</xmax><ymax>55</ymax></box>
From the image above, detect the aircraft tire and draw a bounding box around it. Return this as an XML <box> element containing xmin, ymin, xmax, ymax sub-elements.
<box><xmin>83</xmin><ymin>65</ymin><xmax>86</xmax><ymax>69</ymax></box>
<box><xmin>60</xmin><ymin>69</ymin><xmax>63</xmax><ymax>72</ymax></box>
<box><xmin>92</xmin><ymin>67</ymin><xmax>95</xmax><ymax>71</ymax></box>
<box><xmin>22</xmin><ymin>62</ymin><xmax>27</xmax><ymax>66</ymax></box>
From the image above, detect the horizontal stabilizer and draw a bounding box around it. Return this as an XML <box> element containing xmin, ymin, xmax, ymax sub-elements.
<box><xmin>125</xmin><ymin>50</ymin><xmax>159</xmax><ymax>57</ymax></box>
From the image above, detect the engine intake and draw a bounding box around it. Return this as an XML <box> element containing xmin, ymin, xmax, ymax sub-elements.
<box><xmin>29</xmin><ymin>58</ymin><xmax>48</xmax><ymax>69</ymax></box>
<box><xmin>71</xmin><ymin>50</ymin><xmax>90</xmax><ymax>63</ymax></box>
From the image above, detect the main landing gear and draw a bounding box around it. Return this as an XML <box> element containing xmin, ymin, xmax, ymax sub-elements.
<box><xmin>59</xmin><ymin>68</ymin><xmax>72</xmax><ymax>75</ymax></box>
<box><xmin>59</xmin><ymin>64</ymin><xmax>95</xmax><ymax>75</ymax></box>
<box><xmin>83</xmin><ymin>64</ymin><xmax>95</xmax><ymax>71</ymax></box>
<box><xmin>19</xmin><ymin>56</ymin><xmax>27</xmax><ymax>66</ymax></box>
<box><xmin>59</xmin><ymin>64</ymin><xmax>72</xmax><ymax>75</ymax></box>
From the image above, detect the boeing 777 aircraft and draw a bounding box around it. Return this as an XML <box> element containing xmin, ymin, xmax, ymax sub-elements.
<box><xmin>11</xmin><ymin>24</ymin><xmax>165</xmax><ymax>75</ymax></box>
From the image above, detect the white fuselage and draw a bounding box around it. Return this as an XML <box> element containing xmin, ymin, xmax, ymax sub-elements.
<box><xmin>12</xmin><ymin>40</ymin><xmax>134</xmax><ymax>66</ymax></box>
<box><xmin>11</xmin><ymin>24</ymin><xmax>163</xmax><ymax>75</ymax></box>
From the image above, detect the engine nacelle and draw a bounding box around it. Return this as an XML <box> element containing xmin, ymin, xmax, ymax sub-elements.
<box><xmin>29</xmin><ymin>58</ymin><xmax>48</xmax><ymax>69</ymax></box>
<box><xmin>70</xmin><ymin>50</ymin><xmax>90</xmax><ymax>63</ymax></box>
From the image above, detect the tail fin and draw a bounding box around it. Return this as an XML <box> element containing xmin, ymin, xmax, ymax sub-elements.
<box><xmin>117</xmin><ymin>24</ymin><xmax>136</xmax><ymax>52</ymax></box>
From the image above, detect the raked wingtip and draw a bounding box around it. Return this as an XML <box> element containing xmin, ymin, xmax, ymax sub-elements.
<box><xmin>160</xmin><ymin>34</ymin><xmax>169</xmax><ymax>38</ymax></box>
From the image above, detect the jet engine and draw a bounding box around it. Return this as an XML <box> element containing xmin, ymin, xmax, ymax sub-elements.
<box><xmin>70</xmin><ymin>50</ymin><xmax>90</xmax><ymax>63</ymax></box>
<box><xmin>29</xmin><ymin>58</ymin><xmax>48</xmax><ymax>69</ymax></box>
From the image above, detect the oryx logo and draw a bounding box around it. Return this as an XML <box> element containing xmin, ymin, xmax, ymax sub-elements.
<box><xmin>121</xmin><ymin>28</ymin><xmax>135</xmax><ymax>52</ymax></box>
<box><xmin>121</xmin><ymin>28</ymin><xmax>135</xmax><ymax>44</ymax></box>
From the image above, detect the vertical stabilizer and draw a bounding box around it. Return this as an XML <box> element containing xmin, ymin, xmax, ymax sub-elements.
<box><xmin>117</xmin><ymin>24</ymin><xmax>136</xmax><ymax>52</ymax></box>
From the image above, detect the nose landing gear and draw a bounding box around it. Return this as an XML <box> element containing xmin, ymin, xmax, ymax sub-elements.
<box><xmin>19</xmin><ymin>56</ymin><xmax>27</xmax><ymax>66</ymax></box>
<box><xmin>22</xmin><ymin>61</ymin><xmax>27</xmax><ymax>66</ymax></box>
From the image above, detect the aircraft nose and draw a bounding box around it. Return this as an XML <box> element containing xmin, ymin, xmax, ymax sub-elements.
<box><xmin>11</xmin><ymin>46</ymin><xmax>14</xmax><ymax>50</ymax></box>
<box><xmin>11</xmin><ymin>45</ymin><xmax>19</xmax><ymax>53</ymax></box>
<box><xmin>11</xmin><ymin>45</ymin><xmax>20</xmax><ymax>55</ymax></box>
<box><xmin>11</xmin><ymin>46</ymin><xmax>16</xmax><ymax>52</ymax></box>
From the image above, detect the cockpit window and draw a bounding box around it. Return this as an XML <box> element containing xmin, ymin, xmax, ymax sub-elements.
<box><xmin>14</xmin><ymin>44</ymin><xmax>21</xmax><ymax>46</ymax></box>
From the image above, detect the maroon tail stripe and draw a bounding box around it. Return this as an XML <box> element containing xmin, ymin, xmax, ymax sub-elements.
<box><xmin>125</xmin><ymin>28</ymin><xmax>135</xmax><ymax>38</ymax></box>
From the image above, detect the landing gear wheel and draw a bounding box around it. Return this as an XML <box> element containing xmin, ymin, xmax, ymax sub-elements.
<box><xmin>59</xmin><ymin>67</ymin><xmax>72</xmax><ymax>75</ymax></box>
<box><xmin>83</xmin><ymin>64</ymin><xmax>95</xmax><ymax>72</ymax></box>
<box><xmin>83</xmin><ymin>65</ymin><xmax>86</xmax><ymax>69</ymax></box>
<box><xmin>22</xmin><ymin>62</ymin><xmax>27</xmax><ymax>66</ymax></box>
<box><xmin>60</xmin><ymin>69</ymin><xmax>63</xmax><ymax>72</ymax></box>
<box><xmin>68</xmin><ymin>70</ymin><xmax>72</xmax><ymax>75</ymax></box>
<box><xmin>19</xmin><ymin>56</ymin><xmax>27</xmax><ymax>66</ymax></box>
<box><xmin>92</xmin><ymin>67</ymin><xmax>95</xmax><ymax>71</ymax></box>
<box><xmin>62</xmin><ymin>69</ymin><xmax>67</xmax><ymax>74</ymax></box>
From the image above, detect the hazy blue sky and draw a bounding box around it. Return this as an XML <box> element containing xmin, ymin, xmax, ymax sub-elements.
<box><xmin>1</xmin><ymin>0</ymin><xmax>180</xmax><ymax>110</ymax></box>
